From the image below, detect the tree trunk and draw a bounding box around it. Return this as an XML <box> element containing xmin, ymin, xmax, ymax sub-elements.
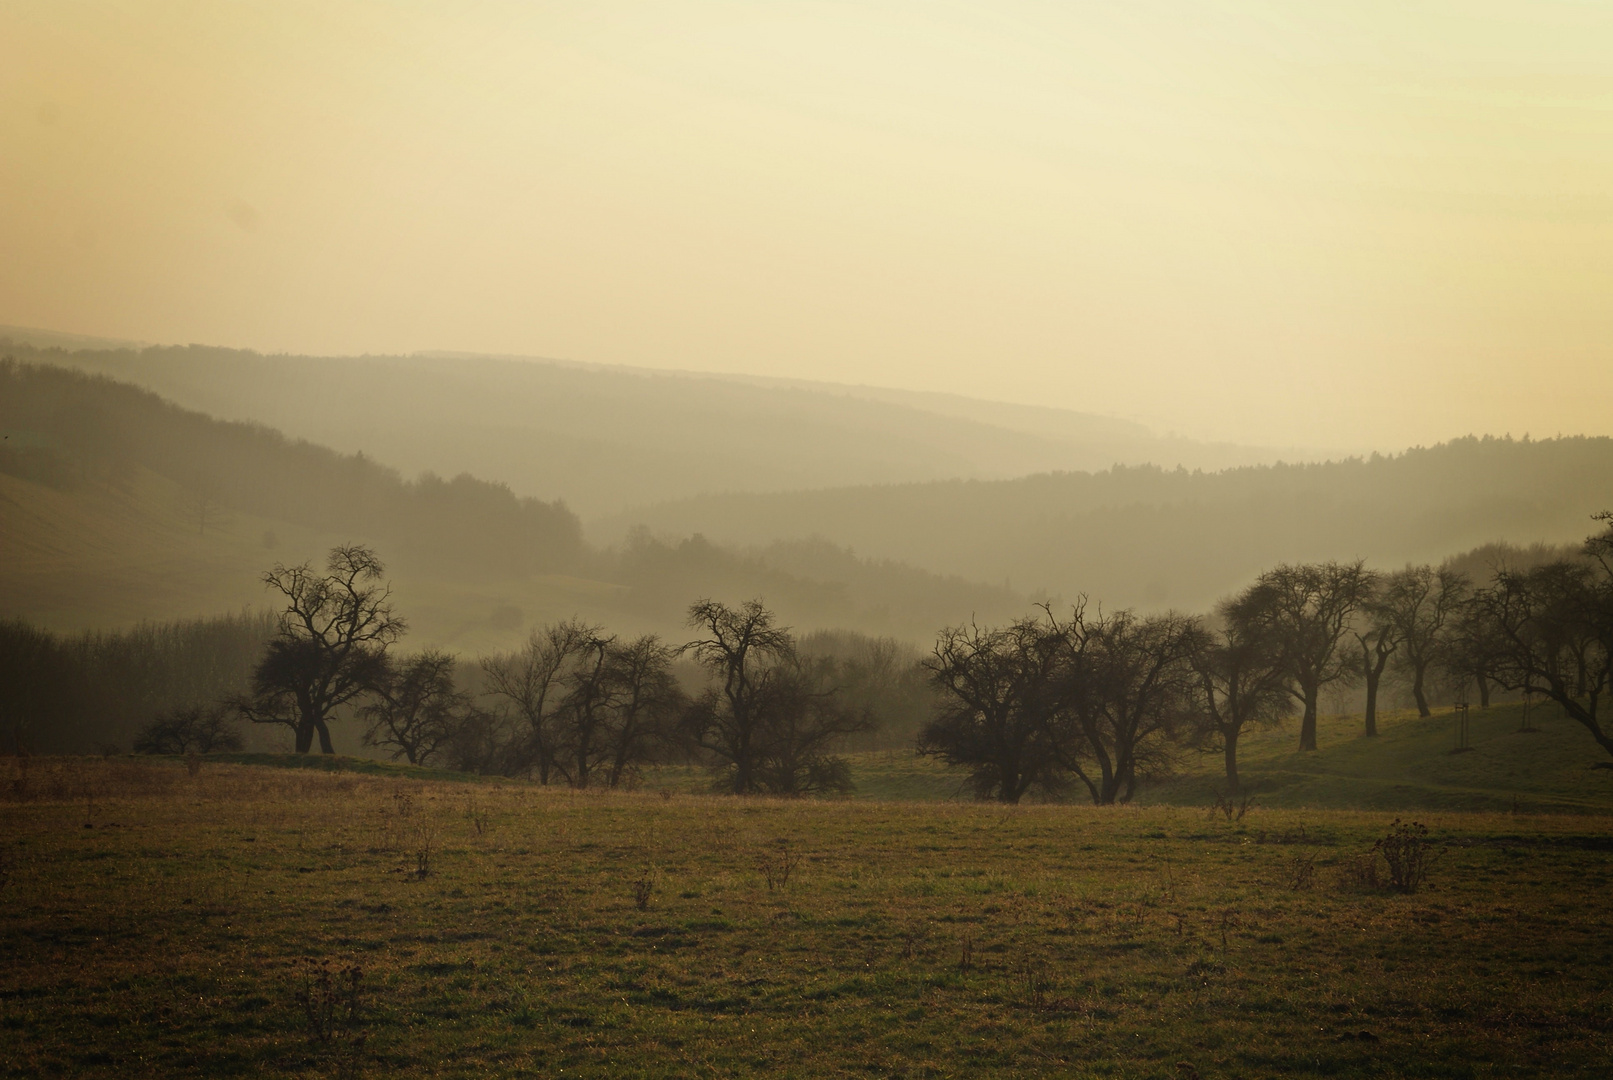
<box><xmin>1476</xmin><ymin>674</ymin><xmax>1491</xmax><ymax>709</ymax></box>
<box><xmin>1363</xmin><ymin>668</ymin><xmax>1380</xmax><ymax>737</ymax></box>
<box><xmin>314</xmin><ymin>719</ymin><xmax>335</xmax><ymax>755</ymax></box>
<box><xmin>294</xmin><ymin>723</ymin><xmax>314</xmax><ymax>754</ymax></box>
<box><xmin>1223</xmin><ymin>733</ymin><xmax>1240</xmax><ymax>791</ymax></box>
<box><xmin>1299</xmin><ymin>685</ymin><xmax>1319</xmax><ymax>751</ymax></box>
<box><xmin>1412</xmin><ymin>662</ymin><xmax>1431</xmax><ymax>718</ymax></box>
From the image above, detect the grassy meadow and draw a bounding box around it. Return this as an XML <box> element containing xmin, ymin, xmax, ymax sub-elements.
<box><xmin>3</xmin><ymin>747</ymin><xmax>1612</xmax><ymax>1078</ymax></box>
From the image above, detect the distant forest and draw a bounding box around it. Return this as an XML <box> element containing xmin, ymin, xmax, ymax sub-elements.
<box><xmin>0</xmin><ymin>359</ymin><xmax>582</xmax><ymax>579</ymax></box>
<box><xmin>0</xmin><ymin>359</ymin><xmax>1024</xmax><ymax>642</ymax></box>
<box><xmin>605</xmin><ymin>436</ymin><xmax>1613</xmax><ymax>611</ymax></box>
<box><xmin>0</xmin><ymin>337</ymin><xmax>1302</xmax><ymax>517</ymax></box>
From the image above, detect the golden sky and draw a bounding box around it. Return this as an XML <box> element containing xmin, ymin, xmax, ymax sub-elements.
<box><xmin>3</xmin><ymin>1</ymin><xmax>1611</xmax><ymax>447</ymax></box>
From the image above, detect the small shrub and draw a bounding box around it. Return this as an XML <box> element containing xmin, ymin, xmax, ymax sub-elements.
<box><xmin>293</xmin><ymin>960</ymin><xmax>367</xmax><ymax>1078</ymax></box>
<box><xmin>1216</xmin><ymin>910</ymin><xmax>1239</xmax><ymax>954</ymax></box>
<box><xmin>757</xmin><ymin>840</ymin><xmax>802</xmax><ymax>892</ymax></box>
<box><xmin>411</xmin><ymin>815</ymin><xmax>439</xmax><ymax>880</ymax></box>
<box><xmin>1210</xmin><ymin>790</ymin><xmax>1256</xmax><ymax>822</ymax></box>
<box><xmin>1288</xmin><ymin>852</ymin><xmax>1316</xmax><ymax>891</ymax></box>
<box><xmin>133</xmin><ymin>706</ymin><xmax>243</xmax><ymax>755</ymax></box>
<box><xmin>631</xmin><ymin>867</ymin><xmax>657</xmax><ymax>911</ymax></box>
<box><xmin>1336</xmin><ymin>853</ymin><xmax>1383</xmax><ymax>892</ymax></box>
<box><xmin>1013</xmin><ymin>951</ymin><xmax>1052</xmax><ymax>1008</ymax></box>
<box><xmin>1373</xmin><ymin>819</ymin><xmax>1443</xmax><ymax>894</ymax></box>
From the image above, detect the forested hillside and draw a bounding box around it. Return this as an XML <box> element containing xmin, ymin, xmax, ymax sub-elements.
<box><xmin>0</xmin><ymin>360</ymin><xmax>1024</xmax><ymax>646</ymax></box>
<box><xmin>602</xmin><ymin>436</ymin><xmax>1613</xmax><ymax>611</ymax></box>
<box><xmin>0</xmin><ymin>336</ymin><xmax>1304</xmax><ymax>517</ymax></box>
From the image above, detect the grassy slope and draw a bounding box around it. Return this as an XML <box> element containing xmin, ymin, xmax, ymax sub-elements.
<box><xmin>809</xmin><ymin>701</ymin><xmax>1613</xmax><ymax>813</ymax></box>
<box><xmin>4</xmin><ymin>758</ymin><xmax>1611</xmax><ymax>1078</ymax></box>
<box><xmin>1140</xmin><ymin>701</ymin><xmax>1613</xmax><ymax>815</ymax></box>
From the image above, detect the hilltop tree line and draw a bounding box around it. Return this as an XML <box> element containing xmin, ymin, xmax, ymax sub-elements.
<box><xmin>920</xmin><ymin>513</ymin><xmax>1613</xmax><ymax>802</ymax></box>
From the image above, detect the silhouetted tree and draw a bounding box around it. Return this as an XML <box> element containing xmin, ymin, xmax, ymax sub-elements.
<box><xmin>1229</xmin><ymin>561</ymin><xmax>1375</xmax><ymax>751</ymax></box>
<box><xmin>682</xmin><ymin>599</ymin><xmax>866</xmax><ymax>795</ymax></box>
<box><xmin>1352</xmin><ymin>590</ymin><xmax>1401</xmax><ymax>736</ymax></box>
<box><xmin>598</xmin><ymin>635</ymin><xmax>687</xmax><ymax>789</ymax></box>
<box><xmin>1051</xmin><ymin>607</ymin><xmax>1205</xmax><ymax>805</ymax></box>
<box><xmin>919</xmin><ymin>614</ymin><xmax>1066</xmax><ymax>804</ymax></box>
<box><xmin>1447</xmin><ymin>593</ymin><xmax>1506</xmax><ymax>708</ymax></box>
<box><xmin>133</xmin><ymin>705</ymin><xmax>244</xmax><ymax>754</ymax></box>
<box><xmin>1380</xmin><ymin>565</ymin><xmax>1470</xmax><ymax>717</ymax></box>
<box><xmin>361</xmin><ymin>650</ymin><xmax>480</xmax><ymax>766</ymax></box>
<box><xmin>236</xmin><ymin>545</ymin><xmax>405</xmax><ymax>754</ymax></box>
<box><xmin>1194</xmin><ymin>604</ymin><xmax>1289</xmax><ymax>790</ymax></box>
<box><xmin>1471</xmin><ymin>513</ymin><xmax>1613</xmax><ymax>765</ymax></box>
<box><xmin>479</xmin><ymin>619</ymin><xmax>598</xmax><ymax>783</ymax></box>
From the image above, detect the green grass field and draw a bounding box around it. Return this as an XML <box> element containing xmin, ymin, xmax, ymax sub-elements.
<box><xmin>3</xmin><ymin>748</ymin><xmax>1612</xmax><ymax>1078</ymax></box>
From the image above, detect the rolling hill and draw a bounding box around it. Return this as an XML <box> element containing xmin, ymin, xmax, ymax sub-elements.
<box><xmin>0</xmin><ymin>332</ymin><xmax>1320</xmax><ymax>518</ymax></box>
<box><xmin>599</xmin><ymin>436</ymin><xmax>1613</xmax><ymax>611</ymax></box>
<box><xmin>0</xmin><ymin>360</ymin><xmax>1025</xmax><ymax>648</ymax></box>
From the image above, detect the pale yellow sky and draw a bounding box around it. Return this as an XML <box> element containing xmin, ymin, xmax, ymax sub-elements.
<box><xmin>3</xmin><ymin>1</ymin><xmax>1610</xmax><ymax>447</ymax></box>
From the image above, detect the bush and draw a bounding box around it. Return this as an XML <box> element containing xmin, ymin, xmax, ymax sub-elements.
<box><xmin>132</xmin><ymin>706</ymin><xmax>244</xmax><ymax>755</ymax></box>
<box><xmin>1373</xmin><ymin>819</ymin><xmax>1443</xmax><ymax>894</ymax></box>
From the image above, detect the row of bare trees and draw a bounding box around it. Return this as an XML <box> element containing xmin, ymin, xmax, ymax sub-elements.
<box><xmin>200</xmin><ymin>508</ymin><xmax>1612</xmax><ymax>801</ymax></box>
<box><xmin>221</xmin><ymin>546</ymin><xmax>871</xmax><ymax>793</ymax></box>
<box><xmin>922</xmin><ymin>513</ymin><xmax>1613</xmax><ymax>802</ymax></box>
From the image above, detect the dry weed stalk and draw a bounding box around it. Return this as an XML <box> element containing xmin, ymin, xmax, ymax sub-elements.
<box><xmin>756</xmin><ymin>840</ymin><xmax>802</xmax><ymax>892</ymax></box>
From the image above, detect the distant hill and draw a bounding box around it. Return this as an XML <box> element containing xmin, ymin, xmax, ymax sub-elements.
<box><xmin>0</xmin><ymin>334</ymin><xmax>1317</xmax><ymax>518</ymax></box>
<box><xmin>0</xmin><ymin>360</ymin><xmax>1024</xmax><ymax>646</ymax></box>
<box><xmin>599</xmin><ymin>437</ymin><xmax>1613</xmax><ymax>611</ymax></box>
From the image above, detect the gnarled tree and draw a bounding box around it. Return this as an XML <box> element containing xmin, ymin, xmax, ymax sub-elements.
<box><xmin>1471</xmin><ymin>513</ymin><xmax>1613</xmax><ymax>765</ymax></box>
<box><xmin>1228</xmin><ymin>561</ymin><xmax>1375</xmax><ymax>751</ymax></box>
<box><xmin>1380</xmin><ymin>565</ymin><xmax>1470</xmax><ymax>717</ymax></box>
<box><xmin>683</xmin><ymin>599</ymin><xmax>868</xmax><ymax>795</ymax></box>
<box><xmin>237</xmin><ymin>545</ymin><xmax>405</xmax><ymax>754</ymax></box>
<box><xmin>1052</xmin><ymin>607</ymin><xmax>1205</xmax><ymax>805</ymax></box>
<box><xmin>361</xmin><ymin>649</ymin><xmax>480</xmax><ymax>766</ymax></box>
<box><xmin>479</xmin><ymin>619</ymin><xmax>599</xmax><ymax>784</ymax></box>
<box><xmin>919</xmin><ymin>614</ymin><xmax>1066</xmax><ymax>804</ymax></box>
<box><xmin>1194</xmin><ymin>603</ymin><xmax>1288</xmax><ymax>790</ymax></box>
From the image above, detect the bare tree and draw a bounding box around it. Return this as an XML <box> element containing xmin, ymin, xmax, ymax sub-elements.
<box><xmin>682</xmin><ymin>599</ymin><xmax>867</xmax><ymax>795</ymax></box>
<box><xmin>361</xmin><ymin>650</ymin><xmax>479</xmax><ymax>766</ymax></box>
<box><xmin>479</xmin><ymin>619</ymin><xmax>597</xmax><ymax>783</ymax></box>
<box><xmin>553</xmin><ymin>625</ymin><xmax>617</xmax><ymax>789</ymax></box>
<box><xmin>1471</xmin><ymin>513</ymin><xmax>1613</xmax><ymax>765</ymax></box>
<box><xmin>133</xmin><ymin>705</ymin><xmax>244</xmax><ymax>754</ymax></box>
<box><xmin>600</xmin><ymin>635</ymin><xmax>686</xmax><ymax>789</ymax></box>
<box><xmin>1194</xmin><ymin>604</ymin><xmax>1288</xmax><ymax>790</ymax></box>
<box><xmin>1352</xmin><ymin>593</ymin><xmax>1401</xmax><ymax>736</ymax></box>
<box><xmin>1228</xmin><ymin>561</ymin><xmax>1376</xmax><ymax>751</ymax></box>
<box><xmin>919</xmin><ymin>614</ymin><xmax>1066</xmax><ymax>804</ymax></box>
<box><xmin>1380</xmin><ymin>565</ymin><xmax>1470</xmax><ymax>717</ymax></box>
<box><xmin>236</xmin><ymin>545</ymin><xmax>405</xmax><ymax>754</ymax></box>
<box><xmin>1051</xmin><ymin>607</ymin><xmax>1205</xmax><ymax>805</ymax></box>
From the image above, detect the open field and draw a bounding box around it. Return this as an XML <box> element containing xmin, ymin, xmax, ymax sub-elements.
<box><xmin>3</xmin><ymin>757</ymin><xmax>1612</xmax><ymax>1077</ymax></box>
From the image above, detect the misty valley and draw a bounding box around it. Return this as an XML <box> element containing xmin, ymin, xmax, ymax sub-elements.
<box><xmin>3</xmin><ymin>345</ymin><xmax>1612</xmax><ymax>1078</ymax></box>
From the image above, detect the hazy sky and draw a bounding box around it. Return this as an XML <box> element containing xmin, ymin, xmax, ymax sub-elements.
<box><xmin>3</xmin><ymin>2</ymin><xmax>1611</xmax><ymax>447</ymax></box>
